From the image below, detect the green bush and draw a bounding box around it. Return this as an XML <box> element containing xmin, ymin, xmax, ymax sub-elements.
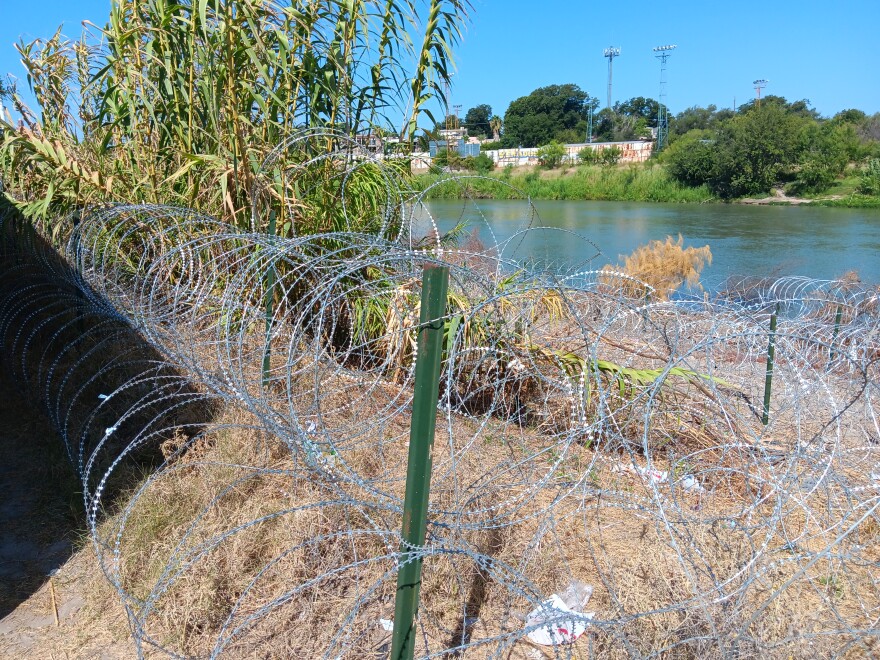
<box><xmin>536</xmin><ymin>141</ymin><xmax>566</xmax><ymax>168</ymax></box>
<box><xmin>578</xmin><ymin>147</ymin><xmax>598</xmax><ymax>164</ymax></box>
<box><xmin>788</xmin><ymin>157</ymin><xmax>836</xmax><ymax>195</ymax></box>
<box><xmin>470</xmin><ymin>153</ymin><xmax>495</xmax><ymax>173</ymax></box>
<box><xmin>857</xmin><ymin>158</ymin><xmax>880</xmax><ymax>195</ymax></box>
<box><xmin>600</xmin><ymin>146</ymin><xmax>622</xmax><ymax>166</ymax></box>
<box><xmin>664</xmin><ymin>130</ymin><xmax>716</xmax><ymax>187</ymax></box>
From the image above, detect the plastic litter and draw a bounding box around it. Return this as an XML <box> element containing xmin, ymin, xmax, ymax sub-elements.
<box><xmin>559</xmin><ymin>580</ymin><xmax>593</xmax><ymax>610</ymax></box>
<box><xmin>525</xmin><ymin>581</ymin><xmax>594</xmax><ymax>646</ymax></box>
<box><xmin>379</xmin><ymin>618</ymin><xmax>394</xmax><ymax>632</ymax></box>
<box><xmin>678</xmin><ymin>475</ymin><xmax>705</xmax><ymax>493</ymax></box>
<box><xmin>612</xmin><ymin>462</ymin><xmax>668</xmax><ymax>485</ymax></box>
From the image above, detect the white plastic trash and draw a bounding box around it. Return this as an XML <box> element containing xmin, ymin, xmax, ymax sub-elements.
<box><xmin>678</xmin><ymin>475</ymin><xmax>705</xmax><ymax>493</ymax></box>
<box><xmin>559</xmin><ymin>580</ymin><xmax>593</xmax><ymax>610</ymax></box>
<box><xmin>525</xmin><ymin>593</ymin><xmax>594</xmax><ymax>646</ymax></box>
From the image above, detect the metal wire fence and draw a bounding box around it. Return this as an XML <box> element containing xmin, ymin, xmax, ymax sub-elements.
<box><xmin>0</xmin><ymin>130</ymin><xmax>878</xmax><ymax>658</ymax></box>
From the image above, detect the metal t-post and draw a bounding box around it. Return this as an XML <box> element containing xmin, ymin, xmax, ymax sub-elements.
<box><xmin>262</xmin><ymin>210</ymin><xmax>277</xmax><ymax>388</ymax></box>
<box><xmin>829</xmin><ymin>305</ymin><xmax>842</xmax><ymax>364</ymax></box>
<box><xmin>390</xmin><ymin>264</ymin><xmax>449</xmax><ymax>660</ymax></box>
<box><xmin>762</xmin><ymin>303</ymin><xmax>779</xmax><ymax>426</ymax></box>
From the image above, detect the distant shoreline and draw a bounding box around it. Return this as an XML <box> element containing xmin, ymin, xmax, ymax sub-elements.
<box><xmin>413</xmin><ymin>166</ymin><xmax>880</xmax><ymax>208</ymax></box>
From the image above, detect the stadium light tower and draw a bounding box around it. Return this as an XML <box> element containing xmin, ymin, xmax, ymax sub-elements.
<box><xmin>604</xmin><ymin>47</ymin><xmax>621</xmax><ymax>109</ymax></box>
<box><xmin>753</xmin><ymin>79</ymin><xmax>768</xmax><ymax>107</ymax></box>
<box><xmin>653</xmin><ymin>44</ymin><xmax>677</xmax><ymax>151</ymax></box>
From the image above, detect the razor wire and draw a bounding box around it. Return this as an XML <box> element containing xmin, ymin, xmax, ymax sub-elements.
<box><xmin>0</xmin><ymin>128</ymin><xmax>879</xmax><ymax>658</ymax></box>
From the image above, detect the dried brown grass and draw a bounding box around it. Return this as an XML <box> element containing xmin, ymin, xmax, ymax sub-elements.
<box><xmin>602</xmin><ymin>234</ymin><xmax>712</xmax><ymax>301</ymax></box>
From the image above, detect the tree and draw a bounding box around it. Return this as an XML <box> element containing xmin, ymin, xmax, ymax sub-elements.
<box><xmin>832</xmin><ymin>109</ymin><xmax>867</xmax><ymax>126</ymax></box>
<box><xmin>463</xmin><ymin>104</ymin><xmax>492</xmax><ymax>138</ymax></box>
<box><xmin>578</xmin><ymin>147</ymin><xmax>598</xmax><ymax>164</ymax></box>
<box><xmin>670</xmin><ymin>104</ymin><xmax>733</xmax><ymax>137</ymax></box>
<box><xmin>536</xmin><ymin>141</ymin><xmax>566</xmax><ymax>168</ymax></box>
<box><xmin>614</xmin><ymin>97</ymin><xmax>661</xmax><ymax>128</ymax></box>
<box><xmin>489</xmin><ymin>115</ymin><xmax>502</xmax><ymax>141</ymax></box>
<box><xmin>709</xmin><ymin>104</ymin><xmax>809</xmax><ymax>198</ymax></box>
<box><xmin>502</xmin><ymin>84</ymin><xmax>597</xmax><ymax>147</ymax></box>
<box><xmin>736</xmin><ymin>95</ymin><xmax>820</xmax><ymax>121</ymax></box>
<box><xmin>790</xmin><ymin>122</ymin><xmax>859</xmax><ymax>194</ymax></box>
<box><xmin>664</xmin><ymin>130</ymin><xmax>715</xmax><ymax>186</ymax></box>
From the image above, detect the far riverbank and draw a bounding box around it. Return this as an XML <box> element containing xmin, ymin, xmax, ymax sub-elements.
<box><xmin>412</xmin><ymin>165</ymin><xmax>880</xmax><ymax>208</ymax></box>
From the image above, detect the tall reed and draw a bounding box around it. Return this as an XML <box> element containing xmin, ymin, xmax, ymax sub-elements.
<box><xmin>0</xmin><ymin>0</ymin><xmax>471</xmax><ymax>235</ymax></box>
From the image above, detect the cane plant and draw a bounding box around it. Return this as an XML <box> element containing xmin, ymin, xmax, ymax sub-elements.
<box><xmin>0</xmin><ymin>0</ymin><xmax>471</xmax><ymax>236</ymax></box>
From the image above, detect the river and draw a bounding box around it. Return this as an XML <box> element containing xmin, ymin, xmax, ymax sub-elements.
<box><xmin>419</xmin><ymin>200</ymin><xmax>880</xmax><ymax>291</ymax></box>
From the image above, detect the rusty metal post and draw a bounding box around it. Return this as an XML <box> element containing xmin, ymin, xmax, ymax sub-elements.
<box><xmin>390</xmin><ymin>264</ymin><xmax>449</xmax><ymax>660</ymax></box>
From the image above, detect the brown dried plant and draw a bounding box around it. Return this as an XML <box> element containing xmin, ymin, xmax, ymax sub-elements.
<box><xmin>602</xmin><ymin>234</ymin><xmax>712</xmax><ymax>300</ymax></box>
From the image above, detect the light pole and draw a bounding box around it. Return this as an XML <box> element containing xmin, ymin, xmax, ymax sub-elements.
<box><xmin>604</xmin><ymin>47</ymin><xmax>621</xmax><ymax>110</ymax></box>
<box><xmin>653</xmin><ymin>44</ymin><xmax>676</xmax><ymax>151</ymax></box>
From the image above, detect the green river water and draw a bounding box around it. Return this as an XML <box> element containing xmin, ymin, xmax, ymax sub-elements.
<box><xmin>420</xmin><ymin>199</ymin><xmax>880</xmax><ymax>291</ymax></box>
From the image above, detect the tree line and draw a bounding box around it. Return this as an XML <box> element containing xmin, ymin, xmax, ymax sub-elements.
<box><xmin>453</xmin><ymin>85</ymin><xmax>880</xmax><ymax>199</ymax></box>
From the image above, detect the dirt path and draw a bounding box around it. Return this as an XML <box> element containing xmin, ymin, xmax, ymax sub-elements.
<box><xmin>740</xmin><ymin>187</ymin><xmax>842</xmax><ymax>205</ymax></box>
<box><xmin>0</xmin><ymin>375</ymin><xmax>132</xmax><ymax>659</ymax></box>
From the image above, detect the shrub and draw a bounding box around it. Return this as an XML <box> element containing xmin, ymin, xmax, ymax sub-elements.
<box><xmin>470</xmin><ymin>153</ymin><xmax>495</xmax><ymax>173</ymax></box>
<box><xmin>536</xmin><ymin>141</ymin><xmax>565</xmax><ymax>168</ymax></box>
<box><xmin>857</xmin><ymin>158</ymin><xmax>880</xmax><ymax>195</ymax></box>
<box><xmin>788</xmin><ymin>157</ymin><xmax>837</xmax><ymax>195</ymax></box>
<box><xmin>664</xmin><ymin>130</ymin><xmax>716</xmax><ymax>186</ymax></box>
<box><xmin>578</xmin><ymin>147</ymin><xmax>598</xmax><ymax>164</ymax></box>
<box><xmin>600</xmin><ymin>146</ymin><xmax>622</xmax><ymax>166</ymax></box>
<box><xmin>433</xmin><ymin>148</ymin><xmax>449</xmax><ymax>168</ymax></box>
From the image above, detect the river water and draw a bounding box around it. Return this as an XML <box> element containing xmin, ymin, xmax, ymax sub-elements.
<box><xmin>420</xmin><ymin>200</ymin><xmax>880</xmax><ymax>291</ymax></box>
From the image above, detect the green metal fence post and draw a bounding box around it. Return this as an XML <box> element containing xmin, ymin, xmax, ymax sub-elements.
<box><xmin>390</xmin><ymin>264</ymin><xmax>449</xmax><ymax>660</ymax></box>
<box><xmin>829</xmin><ymin>305</ymin><xmax>842</xmax><ymax>364</ymax></box>
<box><xmin>262</xmin><ymin>211</ymin><xmax>277</xmax><ymax>388</ymax></box>
<box><xmin>762</xmin><ymin>303</ymin><xmax>779</xmax><ymax>426</ymax></box>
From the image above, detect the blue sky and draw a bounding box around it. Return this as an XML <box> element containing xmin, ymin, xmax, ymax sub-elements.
<box><xmin>2</xmin><ymin>0</ymin><xmax>878</xmax><ymax>126</ymax></box>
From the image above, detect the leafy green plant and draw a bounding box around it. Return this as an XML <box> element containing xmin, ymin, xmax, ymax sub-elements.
<box><xmin>857</xmin><ymin>158</ymin><xmax>880</xmax><ymax>195</ymax></box>
<box><xmin>536</xmin><ymin>141</ymin><xmax>565</xmax><ymax>168</ymax></box>
<box><xmin>578</xmin><ymin>147</ymin><xmax>598</xmax><ymax>164</ymax></box>
<box><xmin>600</xmin><ymin>146</ymin><xmax>622</xmax><ymax>166</ymax></box>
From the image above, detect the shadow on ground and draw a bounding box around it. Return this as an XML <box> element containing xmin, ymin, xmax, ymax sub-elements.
<box><xmin>0</xmin><ymin>201</ymin><xmax>218</xmax><ymax>623</ymax></box>
<box><xmin>0</xmin><ymin>373</ymin><xmax>82</xmax><ymax>621</ymax></box>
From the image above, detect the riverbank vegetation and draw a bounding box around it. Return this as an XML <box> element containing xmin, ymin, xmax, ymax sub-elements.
<box><xmin>662</xmin><ymin>98</ymin><xmax>880</xmax><ymax>201</ymax></box>
<box><xmin>414</xmin><ymin>163</ymin><xmax>712</xmax><ymax>203</ymax></box>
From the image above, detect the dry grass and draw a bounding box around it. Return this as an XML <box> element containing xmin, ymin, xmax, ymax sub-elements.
<box><xmin>88</xmin><ymin>342</ymin><xmax>879</xmax><ymax>658</ymax></box>
<box><xmin>602</xmin><ymin>234</ymin><xmax>713</xmax><ymax>300</ymax></box>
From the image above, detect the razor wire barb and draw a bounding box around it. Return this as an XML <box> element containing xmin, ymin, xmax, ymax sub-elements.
<box><xmin>0</xmin><ymin>128</ymin><xmax>879</xmax><ymax>658</ymax></box>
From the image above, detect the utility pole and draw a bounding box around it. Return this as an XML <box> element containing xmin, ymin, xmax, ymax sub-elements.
<box><xmin>753</xmin><ymin>79</ymin><xmax>768</xmax><ymax>107</ymax></box>
<box><xmin>604</xmin><ymin>47</ymin><xmax>621</xmax><ymax>109</ymax></box>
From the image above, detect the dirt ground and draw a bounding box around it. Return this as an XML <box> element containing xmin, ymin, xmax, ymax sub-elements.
<box><xmin>0</xmin><ymin>374</ymin><xmax>133</xmax><ymax>659</ymax></box>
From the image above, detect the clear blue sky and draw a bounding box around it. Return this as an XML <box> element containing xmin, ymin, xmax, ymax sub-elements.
<box><xmin>2</xmin><ymin>0</ymin><xmax>878</xmax><ymax>124</ymax></box>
